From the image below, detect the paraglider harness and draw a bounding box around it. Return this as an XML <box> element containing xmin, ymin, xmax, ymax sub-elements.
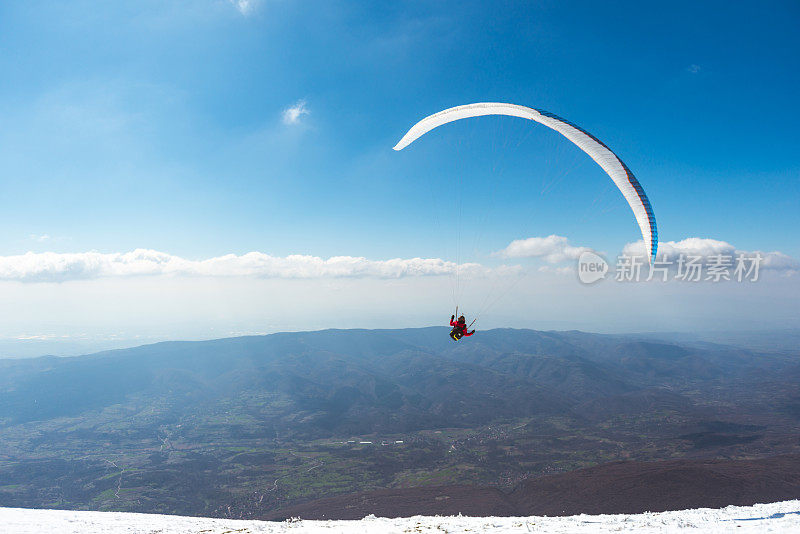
<box><xmin>449</xmin><ymin>310</ymin><xmax>475</xmax><ymax>341</ymax></box>
<box><xmin>450</xmin><ymin>327</ymin><xmax>465</xmax><ymax>341</ymax></box>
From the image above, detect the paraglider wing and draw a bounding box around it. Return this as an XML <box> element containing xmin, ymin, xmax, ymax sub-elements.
<box><xmin>393</xmin><ymin>102</ymin><xmax>658</xmax><ymax>262</ymax></box>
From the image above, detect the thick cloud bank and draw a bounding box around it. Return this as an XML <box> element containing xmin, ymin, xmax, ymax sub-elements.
<box><xmin>497</xmin><ymin>234</ymin><xmax>797</xmax><ymax>274</ymax></box>
<box><xmin>0</xmin><ymin>250</ymin><xmax>491</xmax><ymax>283</ymax></box>
<box><xmin>623</xmin><ymin>238</ymin><xmax>798</xmax><ymax>274</ymax></box>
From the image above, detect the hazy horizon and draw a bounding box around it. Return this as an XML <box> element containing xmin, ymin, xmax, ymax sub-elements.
<box><xmin>3</xmin><ymin>323</ymin><xmax>799</xmax><ymax>360</ymax></box>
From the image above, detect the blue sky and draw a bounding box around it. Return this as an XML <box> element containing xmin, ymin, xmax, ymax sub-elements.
<box><xmin>0</xmin><ymin>1</ymin><xmax>798</xmax><ymax>345</ymax></box>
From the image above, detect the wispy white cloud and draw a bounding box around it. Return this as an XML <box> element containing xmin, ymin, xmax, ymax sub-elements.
<box><xmin>29</xmin><ymin>234</ymin><xmax>51</xmax><ymax>242</ymax></box>
<box><xmin>687</xmin><ymin>64</ymin><xmax>701</xmax><ymax>74</ymax></box>
<box><xmin>623</xmin><ymin>238</ymin><xmax>799</xmax><ymax>274</ymax></box>
<box><xmin>0</xmin><ymin>249</ymin><xmax>504</xmax><ymax>283</ymax></box>
<box><xmin>229</xmin><ymin>0</ymin><xmax>259</xmax><ymax>16</ymax></box>
<box><xmin>282</xmin><ymin>100</ymin><xmax>309</xmax><ymax>125</ymax></box>
<box><xmin>496</xmin><ymin>235</ymin><xmax>590</xmax><ymax>263</ymax></box>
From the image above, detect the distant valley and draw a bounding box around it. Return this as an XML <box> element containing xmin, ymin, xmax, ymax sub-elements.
<box><xmin>0</xmin><ymin>327</ymin><xmax>798</xmax><ymax>518</ymax></box>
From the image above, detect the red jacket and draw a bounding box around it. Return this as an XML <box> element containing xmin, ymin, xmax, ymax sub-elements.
<box><xmin>450</xmin><ymin>318</ymin><xmax>474</xmax><ymax>336</ymax></box>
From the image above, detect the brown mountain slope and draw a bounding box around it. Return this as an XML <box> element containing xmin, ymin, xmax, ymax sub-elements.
<box><xmin>267</xmin><ymin>485</ymin><xmax>517</xmax><ymax>520</ymax></box>
<box><xmin>266</xmin><ymin>455</ymin><xmax>800</xmax><ymax>520</ymax></box>
<box><xmin>510</xmin><ymin>454</ymin><xmax>800</xmax><ymax>516</ymax></box>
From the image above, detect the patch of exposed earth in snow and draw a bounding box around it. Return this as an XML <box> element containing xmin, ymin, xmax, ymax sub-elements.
<box><xmin>1</xmin><ymin>500</ymin><xmax>799</xmax><ymax>533</ymax></box>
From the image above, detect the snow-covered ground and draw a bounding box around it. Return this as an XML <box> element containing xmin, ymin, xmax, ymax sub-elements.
<box><xmin>2</xmin><ymin>500</ymin><xmax>799</xmax><ymax>533</ymax></box>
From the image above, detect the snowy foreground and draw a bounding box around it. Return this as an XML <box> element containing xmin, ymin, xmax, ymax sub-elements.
<box><xmin>2</xmin><ymin>501</ymin><xmax>799</xmax><ymax>533</ymax></box>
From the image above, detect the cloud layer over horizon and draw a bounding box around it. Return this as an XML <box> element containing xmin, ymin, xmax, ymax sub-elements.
<box><xmin>623</xmin><ymin>238</ymin><xmax>799</xmax><ymax>274</ymax></box>
<box><xmin>0</xmin><ymin>249</ymin><xmax>501</xmax><ymax>283</ymax></box>
<box><xmin>3</xmin><ymin>235</ymin><xmax>796</xmax><ymax>284</ymax></box>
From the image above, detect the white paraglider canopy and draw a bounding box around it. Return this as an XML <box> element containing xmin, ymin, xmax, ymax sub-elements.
<box><xmin>394</xmin><ymin>102</ymin><xmax>658</xmax><ymax>262</ymax></box>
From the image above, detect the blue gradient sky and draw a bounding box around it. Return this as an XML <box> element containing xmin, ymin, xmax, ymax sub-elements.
<box><xmin>0</xmin><ymin>1</ymin><xmax>798</xmax><ymax>343</ymax></box>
